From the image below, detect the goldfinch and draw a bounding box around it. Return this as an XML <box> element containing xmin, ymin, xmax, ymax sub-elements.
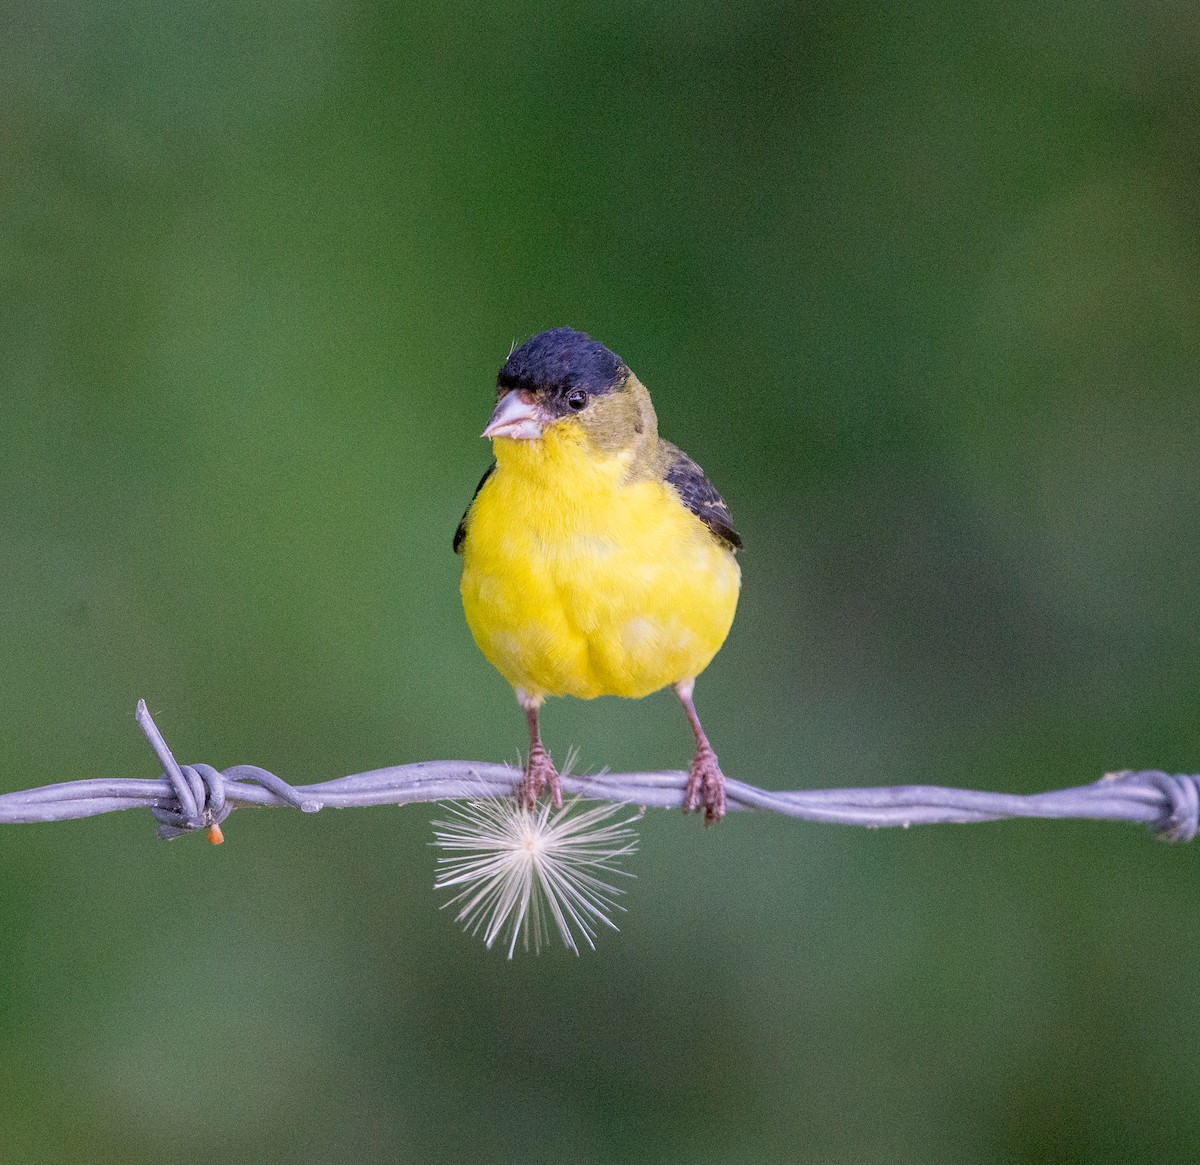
<box><xmin>454</xmin><ymin>328</ymin><xmax>742</xmax><ymax>824</ymax></box>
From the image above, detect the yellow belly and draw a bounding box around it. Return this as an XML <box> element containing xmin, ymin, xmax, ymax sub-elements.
<box><xmin>459</xmin><ymin>432</ymin><xmax>740</xmax><ymax>700</ymax></box>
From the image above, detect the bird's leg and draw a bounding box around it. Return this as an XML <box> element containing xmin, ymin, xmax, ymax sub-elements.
<box><xmin>517</xmin><ymin>688</ymin><xmax>562</xmax><ymax>810</ymax></box>
<box><xmin>676</xmin><ymin>679</ymin><xmax>727</xmax><ymax>825</ymax></box>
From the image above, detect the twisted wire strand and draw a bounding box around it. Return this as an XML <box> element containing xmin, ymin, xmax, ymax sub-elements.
<box><xmin>0</xmin><ymin>701</ymin><xmax>1196</xmax><ymax>845</ymax></box>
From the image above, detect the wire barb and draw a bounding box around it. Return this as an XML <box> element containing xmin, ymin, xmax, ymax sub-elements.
<box><xmin>0</xmin><ymin>701</ymin><xmax>1196</xmax><ymax>846</ymax></box>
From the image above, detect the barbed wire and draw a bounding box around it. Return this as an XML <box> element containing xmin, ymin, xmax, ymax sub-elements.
<box><xmin>0</xmin><ymin>700</ymin><xmax>1196</xmax><ymax>846</ymax></box>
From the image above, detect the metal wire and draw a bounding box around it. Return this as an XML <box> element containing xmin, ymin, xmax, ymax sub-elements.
<box><xmin>0</xmin><ymin>700</ymin><xmax>1196</xmax><ymax>844</ymax></box>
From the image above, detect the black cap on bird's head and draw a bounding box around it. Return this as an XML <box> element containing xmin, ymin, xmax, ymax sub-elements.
<box><xmin>484</xmin><ymin>328</ymin><xmax>635</xmax><ymax>441</ymax></box>
<box><xmin>498</xmin><ymin>328</ymin><xmax>627</xmax><ymax>399</ymax></box>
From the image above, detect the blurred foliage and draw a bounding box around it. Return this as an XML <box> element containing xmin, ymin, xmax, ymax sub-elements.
<box><xmin>2</xmin><ymin>1</ymin><xmax>1200</xmax><ymax>1161</ymax></box>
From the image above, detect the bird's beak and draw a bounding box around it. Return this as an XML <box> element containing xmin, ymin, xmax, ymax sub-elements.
<box><xmin>483</xmin><ymin>391</ymin><xmax>544</xmax><ymax>440</ymax></box>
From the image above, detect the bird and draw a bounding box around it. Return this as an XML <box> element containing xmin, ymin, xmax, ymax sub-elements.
<box><xmin>454</xmin><ymin>327</ymin><xmax>742</xmax><ymax>825</ymax></box>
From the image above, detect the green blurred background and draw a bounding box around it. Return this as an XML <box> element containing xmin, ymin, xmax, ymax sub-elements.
<box><xmin>3</xmin><ymin>1</ymin><xmax>1199</xmax><ymax>1161</ymax></box>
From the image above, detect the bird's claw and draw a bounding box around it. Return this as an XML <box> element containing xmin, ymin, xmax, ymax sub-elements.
<box><xmin>522</xmin><ymin>743</ymin><xmax>563</xmax><ymax>810</ymax></box>
<box><xmin>683</xmin><ymin>743</ymin><xmax>727</xmax><ymax>826</ymax></box>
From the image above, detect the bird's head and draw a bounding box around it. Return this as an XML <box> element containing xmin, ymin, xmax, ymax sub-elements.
<box><xmin>483</xmin><ymin>328</ymin><xmax>658</xmax><ymax>459</ymax></box>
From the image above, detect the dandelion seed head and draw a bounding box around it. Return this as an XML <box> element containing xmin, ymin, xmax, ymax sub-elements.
<box><xmin>432</xmin><ymin>795</ymin><xmax>640</xmax><ymax>958</ymax></box>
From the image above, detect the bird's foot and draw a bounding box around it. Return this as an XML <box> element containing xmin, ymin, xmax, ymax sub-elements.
<box><xmin>522</xmin><ymin>742</ymin><xmax>563</xmax><ymax>810</ymax></box>
<box><xmin>682</xmin><ymin>742</ymin><xmax>727</xmax><ymax>826</ymax></box>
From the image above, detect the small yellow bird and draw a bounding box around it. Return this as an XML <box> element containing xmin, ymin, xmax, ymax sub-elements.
<box><xmin>455</xmin><ymin>328</ymin><xmax>742</xmax><ymax>824</ymax></box>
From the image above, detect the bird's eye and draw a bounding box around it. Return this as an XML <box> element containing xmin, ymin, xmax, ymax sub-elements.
<box><xmin>566</xmin><ymin>389</ymin><xmax>588</xmax><ymax>411</ymax></box>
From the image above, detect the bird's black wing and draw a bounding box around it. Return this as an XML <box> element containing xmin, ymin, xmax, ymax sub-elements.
<box><xmin>453</xmin><ymin>462</ymin><xmax>495</xmax><ymax>554</ymax></box>
<box><xmin>662</xmin><ymin>442</ymin><xmax>743</xmax><ymax>551</ymax></box>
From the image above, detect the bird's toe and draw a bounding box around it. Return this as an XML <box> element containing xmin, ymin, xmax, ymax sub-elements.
<box><xmin>684</xmin><ymin>743</ymin><xmax>727</xmax><ymax>825</ymax></box>
<box><xmin>522</xmin><ymin>743</ymin><xmax>563</xmax><ymax>810</ymax></box>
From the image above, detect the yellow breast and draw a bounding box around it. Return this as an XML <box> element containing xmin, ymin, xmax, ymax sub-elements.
<box><xmin>459</xmin><ymin>424</ymin><xmax>740</xmax><ymax>700</ymax></box>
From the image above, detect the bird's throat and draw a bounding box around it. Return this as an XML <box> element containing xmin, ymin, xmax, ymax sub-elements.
<box><xmin>492</xmin><ymin>422</ymin><xmax>633</xmax><ymax>492</ymax></box>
